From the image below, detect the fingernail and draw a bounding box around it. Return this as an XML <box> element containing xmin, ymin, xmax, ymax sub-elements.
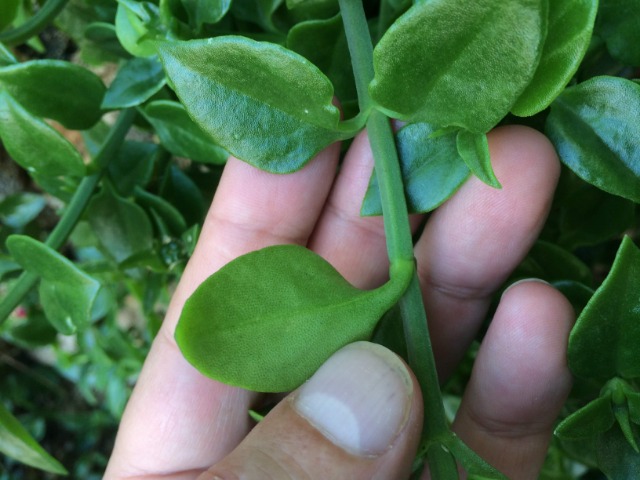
<box><xmin>501</xmin><ymin>278</ymin><xmax>550</xmax><ymax>299</ymax></box>
<box><xmin>292</xmin><ymin>341</ymin><xmax>413</xmax><ymax>457</ymax></box>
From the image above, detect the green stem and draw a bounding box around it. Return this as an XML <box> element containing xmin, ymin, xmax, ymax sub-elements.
<box><xmin>0</xmin><ymin>0</ymin><xmax>70</xmax><ymax>46</ymax></box>
<box><xmin>0</xmin><ymin>109</ymin><xmax>135</xmax><ymax>325</ymax></box>
<box><xmin>339</xmin><ymin>1</ymin><xmax>457</xmax><ymax>478</ymax></box>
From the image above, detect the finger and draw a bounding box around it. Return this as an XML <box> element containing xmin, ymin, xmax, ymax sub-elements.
<box><xmin>201</xmin><ymin>342</ymin><xmax>423</xmax><ymax>480</ymax></box>
<box><xmin>450</xmin><ymin>280</ymin><xmax>574</xmax><ymax>479</ymax></box>
<box><xmin>415</xmin><ymin>125</ymin><xmax>560</xmax><ymax>379</ymax></box>
<box><xmin>106</xmin><ymin>147</ymin><xmax>341</xmax><ymax>479</ymax></box>
<box><xmin>309</xmin><ymin>131</ymin><xmax>422</xmax><ymax>289</ymax></box>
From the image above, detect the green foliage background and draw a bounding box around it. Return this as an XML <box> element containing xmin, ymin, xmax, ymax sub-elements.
<box><xmin>0</xmin><ymin>0</ymin><xmax>638</xmax><ymax>478</ymax></box>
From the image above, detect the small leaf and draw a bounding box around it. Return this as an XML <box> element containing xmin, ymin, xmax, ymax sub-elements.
<box><xmin>134</xmin><ymin>186</ymin><xmax>187</xmax><ymax>235</ymax></box>
<box><xmin>511</xmin><ymin>0</ymin><xmax>598</xmax><ymax>116</ymax></box>
<box><xmin>175</xmin><ymin>245</ymin><xmax>412</xmax><ymax>392</ymax></box>
<box><xmin>546</xmin><ymin>76</ymin><xmax>640</xmax><ymax>203</ymax></box>
<box><xmin>0</xmin><ymin>0</ymin><xmax>20</xmax><ymax>29</ymax></box>
<box><xmin>0</xmin><ymin>60</ymin><xmax>105</xmax><ymax>129</ymax></box>
<box><xmin>85</xmin><ymin>182</ymin><xmax>154</xmax><ymax>264</ymax></box>
<box><xmin>514</xmin><ymin>240</ymin><xmax>593</xmax><ymax>286</ymax></box>
<box><xmin>362</xmin><ymin>122</ymin><xmax>470</xmax><ymax>216</ymax></box>
<box><xmin>230</xmin><ymin>0</ymin><xmax>283</xmax><ymax>33</ymax></box>
<box><xmin>456</xmin><ymin>130</ymin><xmax>500</xmax><ymax>189</ymax></box>
<box><xmin>0</xmin><ymin>92</ymin><xmax>86</xmax><ymax>178</ymax></box>
<box><xmin>6</xmin><ymin>235</ymin><xmax>101</xmax><ymax>334</ymax></box>
<box><xmin>287</xmin><ymin>13</ymin><xmax>357</xmax><ymax>107</ymax></box>
<box><xmin>142</xmin><ymin>100</ymin><xmax>228</xmax><ymax>164</ymax></box>
<box><xmin>158</xmin><ymin>37</ymin><xmax>351</xmax><ymax>173</ymax></box>
<box><xmin>555</xmin><ymin>394</ymin><xmax>615</xmax><ymax>440</ymax></box>
<box><xmin>107</xmin><ymin>140</ymin><xmax>157</xmax><ymax>196</ymax></box>
<box><xmin>0</xmin><ymin>402</ymin><xmax>67</xmax><ymax>475</ymax></box>
<box><xmin>180</xmin><ymin>0</ymin><xmax>232</xmax><ymax>28</ymax></box>
<box><xmin>568</xmin><ymin>237</ymin><xmax>640</xmax><ymax>380</ymax></box>
<box><xmin>597</xmin><ymin>0</ymin><xmax>640</xmax><ymax>66</ymax></box>
<box><xmin>0</xmin><ymin>43</ymin><xmax>18</xmax><ymax>66</ymax></box>
<box><xmin>370</xmin><ymin>0</ymin><xmax>547</xmax><ymax>132</ymax></box>
<box><xmin>115</xmin><ymin>1</ymin><xmax>161</xmax><ymax>57</ymax></box>
<box><xmin>0</xmin><ymin>192</ymin><xmax>46</xmax><ymax>229</ymax></box>
<box><xmin>101</xmin><ymin>56</ymin><xmax>166</xmax><ymax>109</ymax></box>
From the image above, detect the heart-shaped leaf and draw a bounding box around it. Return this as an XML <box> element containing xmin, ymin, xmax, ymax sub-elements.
<box><xmin>175</xmin><ymin>245</ymin><xmax>413</xmax><ymax>392</ymax></box>
<box><xmin>0</xmin><ymin>60</ymin><xmax>105</xmax><ymax>129</ymax></box>
<box><xmin>142</xmin><ymin>100</ymin><xmax>228</xmax><ymax>164</ymax></box>
<box><xmin>511</xmin><ymin>0</ymin><xmax>598</xmax><ymax>116</ymax></box>
<box><xmin>546</xmin><ymin>76</ymin><xmax>640</xmax><ymax>203</ymax></box>
<box><xmin>0</xmin><ymin>92</ymin><xmax>85</xmax><ymax>178</ymax></box>
<box><xmin>362</xmin><ymin>122</ymin><xmax>470</xmax><ymax>215</ymax></box>
<box><xmin>6</xmin><ymin>235</ymin><xmax>101</xmax><ymax>334</ymax></box>
<box><xmin>158</xmin><ymin>36</ymin><xmax>353</xmax><ymax>173</ymax></box>
<box><xmin>370</xmin><ymin>0</ymin><xmax>547</xmax><ymax>133</ymax></box>
<box><xmin>0</xmin><ymin>403</ymin><xmax>67</xmax><ymax>475</ymax></box>
<box><xmin>568</xmin><ymin>236</ymin><xmax>640</xmax><ymax>380</ymax></box>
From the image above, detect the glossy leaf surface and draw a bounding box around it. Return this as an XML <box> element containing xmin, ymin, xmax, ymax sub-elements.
<box><xmin>159</xmin><ymin>37</ymin><xmax>350</xmax><ymax>173</ymax></box>
<box><xmin>0</xmin><ymin>403</ymin><xmax>67</xmax><ymax>475</ymax></box>
<box><xmin>0</xmin><ymin>93</ymin><xmax>85</xmax><ymax>178</ymax></box>
<box><xmin>598</xmin><ymin>0</ymin><xmax>640</xmax><ymax>65</ymax></box>
<box><xmin>176</xmin><ymin>245</ymin><xmax>412</xmax><ymax>392</ymax></box>
<box><xmin>546</xmin><ymin>76</ymin><xmax>640</xmax><ymax>203</ymax></box>
<box><xmin>370</xmin><ymin>0</ymin><xmax>547</xmax><ymax>132</ymax></box>
<box><xmin>568</xmin><ymin>237</ymin><xmax>640</xmax><ymax>380</ymax></box>
<box><xmin>6</xmin><ymin>235</ymin><xmax>100</xmax><ymax>334</ymax></box>
<box><xmin>456</xmin><ymin>130</ymin><xmax>500</xmax><ymax>188</ymax></box>
<box><xmin>143</xmin><ymin>100</ymin><xmax>228</xmax><ymax>164</ymax></box>
<box><xmin>362</xmin><ymin>123</ymin><xmax>470</xmax><ymax>215</ymax></box>
<box><xmin>511</xmin><ymin>0</ymin><xmax>597</xmax><ymax>116</ymax></box>
<box><xmin>0</xmin><ymin>60</ymin><xmax>105</xmax><ymax>129</ymax></box>
<box><xmin>101</xmin><ymin>56</ymin><xmax>166</xmax><ymax>109</ymax></box>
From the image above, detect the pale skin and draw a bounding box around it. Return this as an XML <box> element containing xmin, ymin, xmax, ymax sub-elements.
<box><xmin>104</xmin><ymin>125</ymin><xmax>575</xmax><ymax>479</ymax></box>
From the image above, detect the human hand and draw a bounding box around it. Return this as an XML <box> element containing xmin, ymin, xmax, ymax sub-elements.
<box><xmin>104</xmin><ymin>125</ymin><xmax>574</xmax><ymax>479</ymax></box>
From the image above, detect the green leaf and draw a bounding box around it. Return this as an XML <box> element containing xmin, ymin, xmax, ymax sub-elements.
<box><xmin>287</xmin><ymin>14</ymin><xmax>357</xmax><ymax>107</ymax></box>
<box><xmin>181</xmin><ymin>0</ymin><xmax>231</xmax><ymax>28</ymax></box>
<box><xmin>596</xmin><ymin>422</ymin><xmax>640</xmax><ymax>478</ymax></box>
<box><xmin>546</xmin><ymin>76</ymin><xmax>640</xmax><ymax>203</ymax></box>
<box><xmin>370</xmin><ymin>0</ymin><xmax>547</xmax><ymax>132</ymax></box>
<box><xmin>568</xmin><ymin>237</ymin><xmax>640</xmax><ymax>380</ymax></box>
<box><xmin>231</xmin><ymin>0</ymin><xmax>283</xmax><ymax>33</ymax></box>
<box><xmin>511</xmin><ymin>0</ymin><xmax>598</xmax><ymax>116</ymax></box>
<box><xmin>101</xmin><ymin>56</ymin><xmax>166</xmax><ymax>109</ymax></box>
<box><xmin>84</xmin><ymin>22</ymin><xmax>131</xmax><ymax>60</ymax></box>
<box><xmin>0</xmin><ymin>92</ymin><xmax>86</xmax><ymax>178</ymax></box>
<box><xmin>142</xmin><ymin>100</ymin><xmax>228</xmax><ymax>164</ymax></box>
<box><xmin>0</xmin><ymin>0</ymin><xmax>19</xmax><ymax>29</ymax></box>
<box><xmin>159</xmin><ymin>164</ymin><xmax>206</xmax><ymax>226</ymax></box>
<box><xmin>555</xmin><ymin>394</ymin><xmax>615</xmax><ymax>440</ymax></box>
<box><xmin>6</xmin><ymin>235</ymin><xmax>101</xmax><ymax>334</ymax></box>
<box><xmin>0</xmin><ymin>60</ymin><xmax>105</xmax><ymax>129</ymax></box>
<box><xmin>0</xmin><ymin>402</ymin><xmax>67</xmax><ymax>475</ymax></box>
<box><xmin>175</xmin><ymin>245</ymin><xmax>412</xmax><ymax>392</ymax></box>
<box><xmin>362</xmin><ymin>123</ymin><xmax>470</xmax><ymax>216</ymax></box>
<box><xmin>0</xmin><ymin>192</ymin><xmax>46</xmax><ymax>229</ymax></box>
<box><xmin>107</xmin><ymin>140</ymin><xmax>157</xmax><ymax>196</ymax></box>
<box><xmin>0</xmin><ymin>43</ymin><xmax>18</xmax><ymax>66</ymax></box>
<box><xmin>115</xmin><ymin>1</ymin><xmax>160</xmax><ymax>57</ymax></box>
<box><xmin>557</xmin><ymin>183</ymin><xmax>636</xmax><ymax>250</ymax></box>
<box><xmin>158</xmin><ymin>37</ymin><xmax>351</xmax><ymax>173</ymax></box>
<box><xmin>85</xmin><ymin>182</ymin><xmax>154</xmax><ymax>264</ymax></box>
<box><xmin>134</xmin><ymin>186</ymin><xmax>187</xmax><ymax>235</ymax></box>
<box><xmin>456</xmin><ymin>130</ymin><xmax>500</xmax><ymax>188</ymax></box>
<box><xmin>514</xmin><ymin>240</ymin><xmax>594</xmax><ymax>286</ymax></box>
<box><xmin>597</xmin><ymin>0</ymin><xmax>640</xmax><ymax>66</ymax></box>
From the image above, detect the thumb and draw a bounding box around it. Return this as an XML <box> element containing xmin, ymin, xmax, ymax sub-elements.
<box><xmin>200</xmin><ymin>341</ymin><xmax>423</xmax><ymax>480</ymax></box>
